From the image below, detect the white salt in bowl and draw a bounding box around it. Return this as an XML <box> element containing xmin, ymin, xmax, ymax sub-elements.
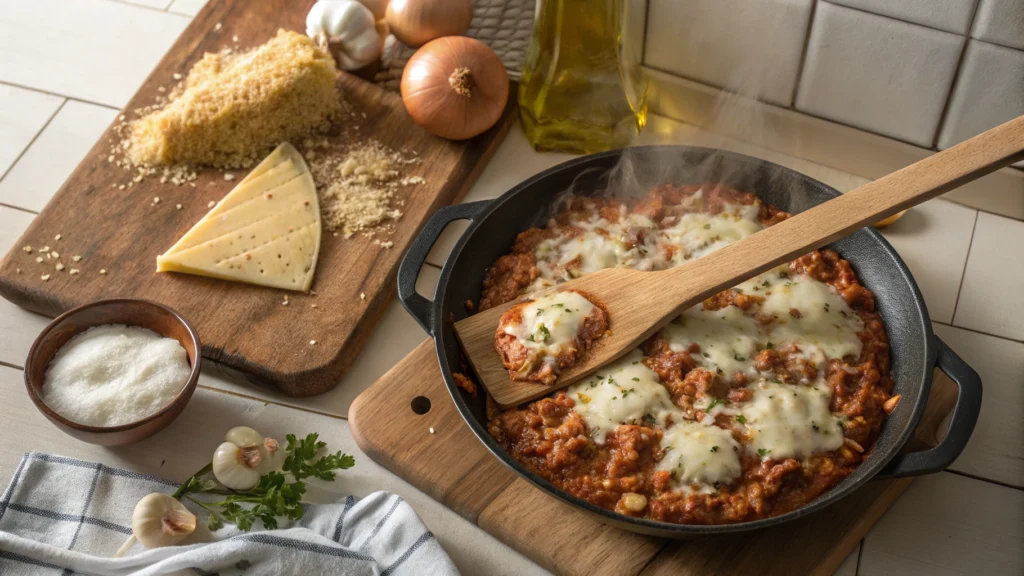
<box><xmin>24</xmin><ymin>299</ymin><xmax>201</xmax><ymax>446</ymax></box>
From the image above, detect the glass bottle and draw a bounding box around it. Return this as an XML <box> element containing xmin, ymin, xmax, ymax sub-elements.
<box><xmin>518</xmin><ymin>0</ymin><xmax>649</xmax><ymax>154</ymax></box>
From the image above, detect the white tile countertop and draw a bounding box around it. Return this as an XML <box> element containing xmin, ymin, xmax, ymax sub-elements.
<box><xmin>0</xmin><ymin>1</ymin><xmax>1021</xmax><ymax>575</ymax></box>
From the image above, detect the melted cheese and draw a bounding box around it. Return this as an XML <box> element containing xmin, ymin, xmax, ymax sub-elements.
<box><xmin>656</xmin><ymin>420</ymin><xmax>742</xmax><ymax>487</ymax></box>
<box><xmin>740</xmin><ymin>381</ymin><xmax>844</xmax><ymax>459</ymax></box>
<box><xmin>505</xmin><ymin>291</ymin><xmax>597</xmax><ymax>358</ymax></box>
<box><xmin>156</xmin><ymin>143</ymin><xmax>321</xmax><ymax>292</ymax></box>
<box><xmin>567</xmin><ymin>351</ymin><xmax>676</xmax><ymax>444</ymax></box>
<box><xmin>757</xmin><ymin>272</ymin><xmax>864</xmax><ymax>368</ymax></box>
<box><xmin>661</xmin><ymin>305</ymin><xmax>762</xmax><ymax>377</ymax></box>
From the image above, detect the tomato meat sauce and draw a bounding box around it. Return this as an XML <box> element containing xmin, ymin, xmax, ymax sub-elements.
<box><xmin>476</xmin><ymin>185</ymin><xmax>894</xmax><ymax>525</ymax></box>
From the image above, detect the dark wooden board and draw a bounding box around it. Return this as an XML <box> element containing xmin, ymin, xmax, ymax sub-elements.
<box><xmin>350</xmin><ymin>339</ymin><xmax>958</xmax><ymax>576</ymax></box>
<box><xmin>0</xmin><ymin>0</ymin><xmax>516</xmax><ymax>396</ymax></box>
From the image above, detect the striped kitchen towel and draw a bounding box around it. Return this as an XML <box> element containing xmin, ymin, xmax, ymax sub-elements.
<box><xmin>0</xmin><ymin>452</ymin><xmax>458</xmax><ymax>576</ymax></box>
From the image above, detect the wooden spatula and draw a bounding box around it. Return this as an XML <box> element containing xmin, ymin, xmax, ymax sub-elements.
<box><xmin>456</xmin><ymin>115</ymin><xmax>1024</xmax><ymax>408</ymax></box>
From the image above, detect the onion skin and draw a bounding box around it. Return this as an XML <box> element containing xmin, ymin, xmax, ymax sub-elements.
<box><xmin>386</xmin><ymin>0</ymin><xmax>473</xmax><ymax>48</ymax></box>
<box><xmin>357</xmin><ymin>0</ymin><xmax>389</xmax><ymax>20</ymax></box>
<box><xmin>401</xmin><ymin>36</ymin><xmax>509</xmax><ymax>140</ymax></box>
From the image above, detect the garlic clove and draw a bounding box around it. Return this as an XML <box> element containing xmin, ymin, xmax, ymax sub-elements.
<box><xmin>212</xmin><ymin>441</ymin><xmax>262</xmax><ymax>490</ymax></box>
<box><xmin>131</xmin><ymin>493</ymin><xmax>197</xmax><ymax>549</ymax></box>
<box><xmin>224</xmin><ymin>426</ymin><xmax>263</xmax><ymax>447</ymax></box>
<box><xmin>257</xmin><ymin>437</ymin><xmax>287</xmax><ymax>475</ymax></box>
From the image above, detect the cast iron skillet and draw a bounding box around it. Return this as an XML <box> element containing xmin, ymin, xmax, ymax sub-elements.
<box><xmin>397</xmin><ymin>146</ymin><xmax>982</xmax><ymax>538</ymax></box>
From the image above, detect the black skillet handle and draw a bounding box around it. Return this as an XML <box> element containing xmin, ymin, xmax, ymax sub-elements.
<box><xmin>398</xmin><ymin>201</ymin><xmax>492</xmax><ymax>334</ymax></box>
<box><xmin>877</xmin><ymin>336</ymin><xmax>983</xmax><ymax>478</ymax></box>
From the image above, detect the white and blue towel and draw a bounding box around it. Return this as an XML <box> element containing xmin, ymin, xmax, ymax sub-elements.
<box><xmin>0</xmin><ymin>452</ymin><xmax>459</xmax><ymax>575</ymax></box>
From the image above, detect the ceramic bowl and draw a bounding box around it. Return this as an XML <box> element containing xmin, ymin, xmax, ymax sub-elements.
<box><xmin>24</xmin><ymin>299</ymin><xmax>201</xmax><ymax>446</ymax></box>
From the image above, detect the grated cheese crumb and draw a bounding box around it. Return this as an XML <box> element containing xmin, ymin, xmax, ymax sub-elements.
<box><xmin>429</xmin><ymin>427</ymin><xmax>435</xmax><ymax>434</ymax></box>
<box><xmin>41</xmin><ymin>274</ymin><xmax>50</xmax><ymax>281</ymax></box>
<box><xmin>69</xmin><ymin>269</ymin><xmax>80</xmax><ymax>275</ymax></box>
<box><xmin>208</xmin><ymin>200</ymin><xmax>216</xmax><ymax>208</ymax></box>
<box><xmin>360</xmin><ymin>292</ymin><xmax>366</xmax><ymax>301</ymax></box>
<box><xmin>176</xmin><ymin>204</ymin><xmax>183</xmax><ymax>210</ymax></box>
<box><xmin>99</xmin><ymin>269</ymin><xmax>107</xmax><ymax>275</ymax></box>
<box><xmin>125</xmin><ymin>31</ymin><xmax>338</xmax><ymax>170</ymax></box>
<box><xmin>55</xmin><ymin>263</ymin><xmax>65</xmax><ymax>271</ymax></box>
<box><xmin>35</xmin><ymin>257</ymin><xmax>43</xmax><ymax>263</ymax></box>
<box><xmin>309</xmin><ymin>339</ymin><xmax>317</xmax><ymax>345</ymax></box>
<box><xmin>54</xmin><ymin>234</ymin><xmax>62</xmax><ymax>241</ymax></box>
<box><xmin>22</xmin><ymin>246</ymin><xmax>32</xmax><ymax>253</ymax></box>
<box><xmin>72</xmin><ymin>255</ymin><xmax>82</xmax><ymax>262</ymax></box>
<box><xmin>224</xmin><ymin>173</ymin><xmax>235</xmax><ymax>181</ymax></box>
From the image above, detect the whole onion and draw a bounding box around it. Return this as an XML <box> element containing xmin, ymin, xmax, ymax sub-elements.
<box><xmin>401</xmin><ymin>36</ymin><xmax>509</xmax><ymax>140</ymax></box>
<box><xmin>386</xmin><ymin>0</ymin><xmax>473</xmax><ymax>48</ymax></box>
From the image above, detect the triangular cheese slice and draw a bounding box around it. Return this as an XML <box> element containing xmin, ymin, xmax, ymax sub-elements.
<box><xmin>157</xmin><ymin>143</ymin><xmax>321</xmax><ymax>292</ymax></box>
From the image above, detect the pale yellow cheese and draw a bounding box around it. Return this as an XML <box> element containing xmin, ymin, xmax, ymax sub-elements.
<box><xmin>156</xmin><ymin>143</ymin><xmax>321</xmax><ymax>291</ymax></box>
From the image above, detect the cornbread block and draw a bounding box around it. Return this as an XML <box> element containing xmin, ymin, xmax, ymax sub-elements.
<box><xmin>157</xmin><ymin>143</ymin><xmax>322</xmax><ymax>291</ymax></box>
<box><xmin>129</xmin><ymin>30</ymin><xmax>339</xmax><ymax>169</ymax></box>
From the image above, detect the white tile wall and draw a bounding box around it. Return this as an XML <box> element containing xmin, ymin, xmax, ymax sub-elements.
<box><xmin>0</xmin><ymin>86</ymin><xmax>63</xmax><ymax>180</ymax></box>
<box><xmin>0</xmin><ymin>0</ymin><xmax>189</xmax><ymax>108</ymax></box>
<box><xmin>953</xmin><ymin>212</ymin><xmax>1024</xmax><ymax>340</ymax></box>
<box><xmin>0</xmin><ymin>101</ymin><xmax>119</xmax><ymax>213</ymax></box>
<box><xmin>829</xmin><ymin>0</ymin><xmax>979</xmax><ymax>34</ymax></box>
<box><xmin>644</xmin><ymin>0</ymin><xmax>814</xmax><ymax>106</ymax></box>
<box><xmin>795</xmin><ymin>1</ymin><xmax>965</xmax><ymax>147</ymax></box>
<box><xmin>972</xmin><ymin>0</ymin><xmax>1024</xmax><ymax>50</ymax></box>
<box><xmin>937</xmin><ymin>40</ymin><xmax>1024</xmax><ymax>168</ymax></box>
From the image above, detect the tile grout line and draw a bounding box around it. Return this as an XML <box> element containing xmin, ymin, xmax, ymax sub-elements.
<box><xmin>0</xmin><ymin>99</ymin><xmax>67</xmax><ymax>185</ymax></box>
<box><xmin>787</xmin><ymin>0</ymin><xmax>818</xmax><ymax>107</ymax></box>
<box><xmin>947</xmin><ymin>210</ymin><xmax>979</xmax><ymax>328</ymax></box>
<box><xmin>930</xmin><ymin>0</ymin><xmax>982</xmax><ymax>148</ymax></box>
<box><xmin>932</xmin><ymin>319</ymin><xmax>1024</xmax><ymax>345</ymax></box>
<box><xmin>0</xmin><ymin>360</ymin><xmax>24</xmax><ymax>371</ymax></box>
<box><xmin>0</xmin><ymin>80</ymin><xmax>120</xmax><ymax>113</ymax></box>
<box><xmin>0</xmin><ymin>202</ymin><xmax>40</xmax><ymax>216</ymax></box>
<box><xmin>946</xmin><ymin>469</ymin><xmax>1023</xmax><ymax>492</ymax></box>
<box><xmin>100</xmin><ymin>0</ymin><xmax>188</xmax><ymax>17</ymax></box>
<box><xmin>855</xmin><ymin>537</ymin><xmax>864</xmax><ymax>576</ymax></box>
<box><xmin>195</xmin><ymin>384</ymin><xmax>349</xmax><ymax>421</ymax></box>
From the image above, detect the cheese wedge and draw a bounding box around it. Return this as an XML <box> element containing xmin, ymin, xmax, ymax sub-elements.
<box><xmin>157</xmin><ymin>142</ymin><xmax>321</xmax><ymax>292</ymax></box>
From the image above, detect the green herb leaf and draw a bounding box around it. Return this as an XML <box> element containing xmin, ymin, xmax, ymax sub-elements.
<box><xmin>710</xmin><ymin>446</ymin><xmax>719</xmax><ymax>453</ymax></box>
<box><xmin>757</xmin><ymin>448</ymin><xmax>771</xmax><ymax>458</ymax></box>
<box><xmin>735</xmin><ymin>415</ymin><xmax>748</xmax><ymax>425</ymax></box>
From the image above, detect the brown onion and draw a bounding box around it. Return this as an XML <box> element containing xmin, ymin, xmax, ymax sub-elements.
<box><xmin>401</xmin><ymin>36</ymin><xmax>509</xmax><ymax>140</ymax></box>
<box><xmin>386</xmin><ymin>0</ymin><xmax>472</xmax><ymax>48</ymax></box>
<box><xmin>357</xmin><ymin>0</ymin><xmax>388</xmax><ymax>20</ymax></box>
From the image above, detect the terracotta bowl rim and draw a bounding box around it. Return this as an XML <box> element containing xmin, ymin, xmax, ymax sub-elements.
<box><xmin>24</xmin><ymin>298</ymin><xmax>202</xmax><ymax>434</ymax></box>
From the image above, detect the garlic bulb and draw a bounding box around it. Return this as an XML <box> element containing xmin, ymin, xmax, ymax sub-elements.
<box><xmin>306</xmin><ymin>0</ymin><xmax>385</xmax><ymax>71</ymax></box>
<box><xmin>130</xmin><ymin>493</ymin><xmax>197</xmax><ymax>549</ymax></box>
<box><xmin>213</xmin><ymin>427</ymin><xmax>286</xmax><ymax>489</ymax></box>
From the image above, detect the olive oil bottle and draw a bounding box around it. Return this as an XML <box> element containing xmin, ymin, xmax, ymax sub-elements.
<box><xmin>518</xmin><ymin>0</ymin><xmax>649</xmax><ymax>153</ymax></box>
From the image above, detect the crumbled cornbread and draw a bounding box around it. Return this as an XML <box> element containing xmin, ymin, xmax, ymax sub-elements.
<box><xmin>126</xmin><ymin>30</ymin><xmax>340</xmax><ymax>169</ymax></box>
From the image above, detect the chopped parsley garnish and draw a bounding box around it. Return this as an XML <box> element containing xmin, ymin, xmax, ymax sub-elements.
<box><xmin>552</xmin><ymin>303</ymin><xmax>564</xmax><ymax>308</ymax></box>
<box><xmin>706</xmin><ymin>398</ymin><xmax>723</xmax><ymax>411</ymax></box>
<box><xmin>766</xmin><ymin>342</ymin><xmax>774</xmax><ymax>349</ymax></box>
<box><xmin>734</xmin><ymin>354</ymin><xmax>746</xmax><ymax>361</ymax></box>
<box><xmin>717</xmin><ymin>367</ymin><xmax>724</xmax><ymax>375</ymax></box>
<box><xmin>595</xmin><ymin>374</ymin><xmax>605</xmax><ymax>380</ymax></box>
<box><xmin>664</xmin><ymin>444</ymin><xmax>674</xmax><ymax>453</ymax></box>
<box><xmin>779</xmin><ymin>271</ymin><xmax>789</xmax><ymax>279</ymax></box>
<box><xmin>811</xmin><ymin>422</ymin><xmax>820</xmax><ymax>432</ymax></box>
<box><xmin>710</xmin><ymin>446</ymin><xmax>719</xmax><ymax>453</ymax></box>
<box><xmin>632</xmin><ymin>377</ymin><xmax>640</xmax><ymax>382</ymax></box>
<box><xmin>761</xmin><ymin>280</ymin><xmax>771</xmax><ymax>288</ymax></box>
<box><xmin>735</xmin><ymin>415</ymin><xmax>748</xmax><ymax>425</ymax></box>
<box><xmin>824</xmin><ymin>303</ymin><xmax>831</xmax><ymax>312</ymax></box>
<box><xmin>702</xmin><ymin>352</ymin><xmax>710</xmax><ymax>358</ymax></box>
<box><xmin>621</xmin><ymin>387</ymin><xmax>636</xmax><ymax>398</ymax></box>
<box><xmin>757</xmin><ymin>448</ymin><xmax>771</xmax><ymax>458</ymax></box>
<box><xmin>535</xmin><ymin>308</ymin><xmax>545</xmax><ymax>314</ymax></box>
<box><xmin>534</xmin><ymin>323</ymin><xmax>551</xmax><ymax>342</ymax></box>
<box><xmin>702</xmin><ymin>223</ymin><xmax>711</xmax><ymax>230</ymax></box>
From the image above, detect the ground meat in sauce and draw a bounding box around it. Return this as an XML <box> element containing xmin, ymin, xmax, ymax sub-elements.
<box><xmin>480</xmin><ymin>184</ymin><xmax>893</xmax><ymax>525</ymax></box>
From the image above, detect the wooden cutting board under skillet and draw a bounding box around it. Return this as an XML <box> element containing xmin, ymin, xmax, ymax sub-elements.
<box><xmin>0</xmin><ymin>0</ymin><xmax>516</xmax><ymax>396</ymax></box>
<box><xmin>350</xmin><ymin>340</ymin><xmax>960</xmax><ymax>576</ymax></box>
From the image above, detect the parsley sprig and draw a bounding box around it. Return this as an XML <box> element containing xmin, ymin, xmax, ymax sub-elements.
<box><xmin>173</xmin><ymin>433</ymin><xmax>354</xmax><ymax>532</ymax></box>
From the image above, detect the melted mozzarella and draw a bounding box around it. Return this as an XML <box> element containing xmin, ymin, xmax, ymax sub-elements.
<box><xmin>567</xmin><ymin>350</ymin><xmax>677</xmax><ymax>444</ymax></box>
<box><xmin>661</xmin><ymin>305</ymin><xmax>762</xmax><ymax>377</ymax></box>
<box><xmin>757</xmin><ymin>272</ymin><xmax>864</xmax><ymax>368</ymax></box>
<box><xmin>505</xmin><ymin>291</ymin><xmax>597</xmax><ymax>360</ymax></box>
<box><xmin>740</xmin><ymin>381</ymin><xmax>844</xmax><ymax>459</ymax></box>
<box><xmin>657</xmin><ymin>420</ymin><xmax>742</xmax><ymax>487</ymax></box>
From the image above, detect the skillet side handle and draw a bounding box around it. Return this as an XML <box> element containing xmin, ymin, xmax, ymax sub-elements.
<box><xmin>398</xmin><ymin>201</ymin><xmax>491</xmax><ymax>334</ymax></box>
<box><xmin>878</xmin><ymin>336</ymin><xmax>983</xmax><ymax>478</ymax></box>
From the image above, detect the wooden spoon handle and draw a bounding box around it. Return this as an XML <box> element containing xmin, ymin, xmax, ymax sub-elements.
<box><xmin>647</xmin><ymin>114</ymin><xmax>1024</xmax><ymax>317</ymax></box>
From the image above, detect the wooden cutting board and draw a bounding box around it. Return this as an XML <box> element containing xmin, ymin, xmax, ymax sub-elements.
<box><xmin>350</xmin><ymin>340</ymin><xmax>959</xmax><ymax>576</ymax></box>
<box><xmin>0</xmin><ymin>0</ymin><xmax>515</xmax><ymax>396</ymax></box>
